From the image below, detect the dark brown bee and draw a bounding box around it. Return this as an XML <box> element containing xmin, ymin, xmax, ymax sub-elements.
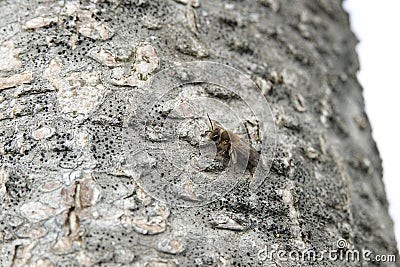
<box><xmin>206</xmin><ymin>114</ymin><xmax>260</xmax><ymax>174</ymax></box>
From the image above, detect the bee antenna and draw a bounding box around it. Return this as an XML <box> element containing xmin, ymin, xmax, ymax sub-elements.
<box><xmin>207</xmin><ymin>113</ymin><xmax>213</xmax><ymax>130</ymax></box>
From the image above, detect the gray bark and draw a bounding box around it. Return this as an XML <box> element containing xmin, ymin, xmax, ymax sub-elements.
<box><xmin>0</xmin><ymin>0</ymin><xmax>398</xmax><ymax>266</ymax></box>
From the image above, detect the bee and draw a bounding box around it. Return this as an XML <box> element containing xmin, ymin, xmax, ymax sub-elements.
<box><xmin>205</xmin><ymin>114</ymin><xmax>260</xmax><ymax>174</ymax></box>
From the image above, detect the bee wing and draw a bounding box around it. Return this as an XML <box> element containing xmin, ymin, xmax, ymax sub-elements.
<box><xmin>230</xmin><ymin>138</ymin><xmax>260</xmax><ymax>170</ymax></box>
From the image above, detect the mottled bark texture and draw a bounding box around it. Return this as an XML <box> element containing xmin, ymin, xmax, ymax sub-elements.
<box><xmin>0</xmin><ymin>0</ymin><xmax>398</xmax><ymax>266</ymax></box>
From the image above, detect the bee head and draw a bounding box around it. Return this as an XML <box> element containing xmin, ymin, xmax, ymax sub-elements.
<box><xmin>210</xmin><ymin>127</ymin><xmax>221</xmax><ymax>141</ymax></box>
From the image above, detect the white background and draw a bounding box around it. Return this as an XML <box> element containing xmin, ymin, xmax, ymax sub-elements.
<box><xmin>344</xmin><ymin>0</ymin><xmax>400</xmax><ymax>250</ymax></box>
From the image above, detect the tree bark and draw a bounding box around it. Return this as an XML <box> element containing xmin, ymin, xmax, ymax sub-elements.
<box><xmin>0</xmin><ymin>0</ymin><xmax>398</xmax><ymax>266</ymax></box>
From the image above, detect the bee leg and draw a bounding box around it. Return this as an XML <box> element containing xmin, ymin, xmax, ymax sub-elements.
<box><xmin>202</xmin><ymin>130</ymin><xmax>212</xmax><ymax>137</ymax></box>
<box><xmin>229</xmin><ymin>148</ymin><xmax>237</xmax><ymax>174</ymax></box>
<box><xmin>254</xmin><ymin>120</ymin><xmax>261</xmax><ymax>142</ymax></box>
<box><xmin>214</xmin><ymin>148</ymin><xmax>225</xmax><ymax>162</ymax></box>
<box><xmin>249</xmin><ymin>167</ymin><xmax>254</xmax><ymax>177</ymax></box>
<box><xmin>244</xmin><ymin>121</ymin><xmax>252</xmax><ymax>142</ymax></box>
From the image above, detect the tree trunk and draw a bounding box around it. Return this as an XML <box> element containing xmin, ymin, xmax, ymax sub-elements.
<box><xmin>0</xmin><ymin>0</ymin><xmax>398</xmax><ymax>266</ymax></box>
